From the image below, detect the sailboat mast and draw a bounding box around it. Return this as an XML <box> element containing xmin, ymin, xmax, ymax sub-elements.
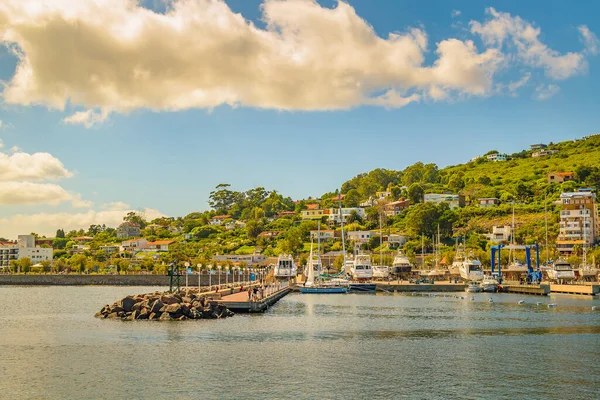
<box><xmin>436</xmin><ymin>224</ymin><xmax>440</xmax><ymax>268</ymax></box>
<box><xmin>338</xmin><ymin>189</ymin><xmax>346</xmax><ymax>268</ymax></box>
<box><xmin>379</xmin><ymin>212</ymin><xmax>383</xmax><ymax>266</ymax></box>
<box><xmin>421</xmin><ymin>234</ymin><xmax>424</xmax><ymax>269</ymax></box>
<box><xmin>545</xmin><ymin>193</ymin><xmax>549</xmax><ymax>264</ymax></box>
<box><xmin>317</xmin><ymin>219</ymin><xmax>321</xmax><ymax>277</ymax></box>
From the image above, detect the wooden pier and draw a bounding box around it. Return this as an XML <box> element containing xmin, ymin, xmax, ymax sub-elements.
<box><xmin>219</xmin><ymin>283</ymin><xmax>292</xmax><ymax>313</ymax></box>
<box><xmin>501</xmin><ymin>284</ymin><xmax>550</xmax><ymax>296</ymax></box>
<box><xmin>550</xmin><ymin>284</ymin><xmax>600</xmax><ymax>296</ymax></box>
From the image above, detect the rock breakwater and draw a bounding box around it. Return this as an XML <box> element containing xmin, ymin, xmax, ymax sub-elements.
<box><xmin>95</xmin><ymin>289</ymin><xmax>234</xmax><ymax>320</ymax></box>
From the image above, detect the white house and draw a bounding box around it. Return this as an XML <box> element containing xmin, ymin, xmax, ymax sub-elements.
<box><xmin>478</xmin><ymin>198</ymin><xmax>500</xmax><ymax>208</ymax></box>
<box><xmin>120</xmin><ymin>238</ymin><xmax>148</xmax><ymax>253</ymax></box>
<box><xmin>385</xmin><ymin>234</ymin><xmax>409</xmax><ymax>247</ymax></box>
<box><xmin>485</xmin><ymin>225</ymin><xmax>513</xmax><ymax>242</ymax></box>
<box><xmin>310</xmin><ymin>230</ymin><xmax>336</xmax><ymax>240</ymax></box>
<box><xmin>210</xmin><ymin>215</ymin><xmax>231</xmax><ymax>225</ymax></box>
<box><xmin>346</xmin><ymin>230</ymin><xmax>374</xmax><ymax>244</ymax></box>
<box><xmin>99</xmin><ymin>244</ymin><xmax>120</xmax><ymax>253</ymax></box>
<box><xmin>486</xmin><ymin>153</ymin><xmax>507</xmax><ymax>162</ymax></box>
<box><xmin>327</xmin><ymin>207</ymin><xmax>366</xmax><ymax>224</ymax></box>
<box><xmin>424</xmin><ymin>193</ymin><xmax>464</xmax><ymax>209</ymax></box>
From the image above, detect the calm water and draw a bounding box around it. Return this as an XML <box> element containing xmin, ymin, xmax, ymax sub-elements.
<box><xmin>1</xmin><ymin>286</ymin><xmax>599</xmax><ymax>399</ymax></box>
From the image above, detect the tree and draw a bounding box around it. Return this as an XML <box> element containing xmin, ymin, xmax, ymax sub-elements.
<box><xmin>246</xmin><ymin>220</ymin><xmax>264</xmax><ymax>239</ymax></box>
<box><xmin>69</xmin><ymin>254</ymin><xmax>88</xmax><ymax>274</ymax></box>
<box><xmin>55</xmin><ymin>229</ymin><xmax>65</xmax><ymax>238</ymax></box>
<box><xmin>208</xmin><ymin>184</ymin><xmax>239</xmax><ymax>214</ymax></box>
<box><xmin>16</xmin><ymin>257</ymin><xmax>32</xmax><ymax>273</ymax></box>
<box><xmin>343</xmin><ymin>189</ymin><xmax>362</xmax><ymax>207</ymax></box>
<box><xmin>407</xmin><ymin>183</ymin><xmax>424</xmax><ymax>204</ymax></box>
<box><xmin>448</xmin><ymin>172</ymin><xmax>465</xmax><ymax>191</ymax></box>
<box><xmin>53</xmin><ymin>238</ymin><xmax>68</xmax><ymax>250</ymax></box>
<box><xmin>346</xmin><ymin>210</ymin><xmax>363</xmax><ymax>224</ymax></box>
<box><xmin>123</xmin><ymin>211</ymin><xmax>147</xmax><ymax>229</ymax></box>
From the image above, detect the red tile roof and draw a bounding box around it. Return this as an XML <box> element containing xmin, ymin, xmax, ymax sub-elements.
<box><xmin>306</xmin><ymin>204</ymin><xmax>319</xmax><ymax>210</ymax></box>
<box><xmin>212</xmin><ymin>215</ymin><xmax>231</xmax><ymax>220</ymax></box>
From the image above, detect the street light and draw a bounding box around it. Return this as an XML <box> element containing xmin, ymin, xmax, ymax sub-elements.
<box><xmin>208</xmin><ymin>264</ymin><xmax>213</xmax><ymax>288</ymax></box>
<box><xmin>184</xmin><ymin>262</ymin><xmax>190</xmax><ymax>288</ymax></box>
<box><xmin>226</xmin><ymin>266</ymin><xmax>230</xmax><ymax>285</ymax></box>
<box><xmin>197</xmin><ymin>263</ymin><xmax>202</xmax><ymax>290</ymax></box>
<box><xmin>217</xmin><ymin>265</ymin><xmax>222</xmax><ymax>286</ymax></box>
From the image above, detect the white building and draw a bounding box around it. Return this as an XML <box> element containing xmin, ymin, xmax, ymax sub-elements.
<box><xmin>485</xmin><ymin>225</ymin><xmax>513</xmax><ymax>243</ymax></box>
<box><xmin>121</xmin><ymin>238</ymin><xmax>148</xmax><ymax>253</ymax></box>
<box><xmin>146</xmin><ymin>240</ymin><xmax>175</xmax><ymax>252</ymax></box>
<box><xmin>210</xmin><ymin>215</ymin><xmax>231</xmax><ymax>225</ymax></box>
<box><xmin>556</xmin><ymin>191</ymin><xmax>599</xmax><ymax>254</ymax></box>
<box><xmin>424</xmin><ymin>193</ymin><xmax>464</xmax><ymax>209</ymax></box>
<box><xmin>310</xmin><ymin>230</ymin><xmax>336</xmax><ymax>240</ymax></box>
<box><xmin>327</xmin><ymin>207</ymin><xmax>366</xmax><ymax>224</ymax></box>
<box><xmin>346</xmin><ymin>230</ymin><xmax>374</xmax><ymax>244</ymax></box>
<box><xmin>486</xmin><ymin>153</ymin><xmax>507</xmax><ymax>161</ymax></box>
<box><xmin>1</xmin><ymin>235</ymin><xmax>53</xmax><ymax>267</ymax></box>
<box><xmin>212</xmin><ymin>254</ymin><xmax>267</xmax><ymax>265</ymax></box>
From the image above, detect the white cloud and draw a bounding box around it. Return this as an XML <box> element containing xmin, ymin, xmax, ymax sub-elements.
<box><xmin>0</xmin><ymin>120</ymin><xmax>3</xmax><ymax>129</ymax></box>
<box><xmin>63</xmin><ymin>108</ymin><xmax>111</xmax><ymax>128</ymax></box>
<box><xmin>470</xmin><ymin>8</ymin><xmax>591</xmax><ymax>80</ymax></box>
<box><xmin>451</xmin><ymin>10</ymin><xmax>461</xmax><ymax>18</ymax></box>
<box><xmin>0</xmin><ymin>181</ymin><xmax>91</xmax><ymax>207</ymax></box>
<box><xmin>507</xmin><ymin>72</ymin><xmax>531</xmax><ymax>93</ymax></box>
<box><xmin>0</xmin><ymin>208</ymin><xmax>164</xmax><ymax>238</ymax></box>
<box><xmin>535</xmin><ymin>83</ymin><xmax>560</xmax><ymax>100</ymax></box>
<box><xmin>0</xmin><ymin>0</ymin><xmax>507</xmax><ymax>120</ymax></box>
<box><xmin>579</xmin><ymin>25</ymin><xmax>599</xmax><ymax>55</ymax></box>
<box><xmin>0</xmin><ymin>138</ymin><xmax>3</xmax><ymax>149</ymax></box>
<box><xmin>0</xmin><ymin>152</ymin><xmax>73</xmax><ymax>181</ymax></box>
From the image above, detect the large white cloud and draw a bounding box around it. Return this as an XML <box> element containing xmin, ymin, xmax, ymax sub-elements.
<box><xmin>470</xmin><ymin>8</ymin><xmax>593</xmax><ymax>80</ymax></box>
<box><xmin>0</xmin><ymin>152</ymin><xmax>73</xmax><ymax>181</ymax></box>
<box><xmin>0</xmin><ymin>0</ymin><xmax>506</xmax><ymax>123</ymax></box>
<box><xmin>0</xmin><ymin>208</ymin><xmax>164</xmax><ymax>238</ymax></box>
<box><xmin>0</xmin><ymin>181</ymin><xmax>92</xmax><ymax>207</ymax></box>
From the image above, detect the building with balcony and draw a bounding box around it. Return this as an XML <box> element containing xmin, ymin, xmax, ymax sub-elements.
<box><xmin>556</xmin><ymin>191</ymin><xmax>599</xmax><ymax>254</ymax></box>
<box><xmin>327</xmin><ymin>207</ymin><xmax>366</xmax><ymax>225</ymax></box>
<box><xmin>485</xmin><ymin>225</ymin><xmax>513</xmax><ymax>243</ymax></box>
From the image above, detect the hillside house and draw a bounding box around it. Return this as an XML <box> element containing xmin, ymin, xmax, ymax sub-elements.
<box><xmin>532</xmin><ymin>149</ymin><xmax>558</xmax><ymax>158</ymax></box>
<box><xmin>210</xmin><ymin>215</ymin><xmax>231</xmax><ymax>226</ymax></box>
<box><xmin>486</xmin><ymin>153</ymin><xmax>507</xmax><ymax>161</ymax></box>
<box><xmin>146</xmin><ymin>240</ymin><xmax>175</xmax><ymax>252</ymax></box>
<box><xmin>485</xmin><ymin>226</ymin><xmax>513</xmax><ymax>242</ymax></box>
<box><xmin>424</xmin><ymin>193</ymin><xmax>465</xmax><ymax>209</ymax></box>
<box><xmin>478</xmin><ymin>198</ymin><xmax>500</xmax><ymax>208</ymax></box>
<box><xmin>116</xmin><ymin>222</ymin><xmax>141</xmax><ymax>239</ymax></box>
<box><xmin>310</xmin><ymin>230</ymin><xmax>336</xmax><ymax>240</ymax></box>
<box><xmin>384</xmin><ymin>199</ymin><xmax>410</xmax><ymax>217</ymax></box>
<box><xmin>548</xmin><ymin>171</ymin><xmax>575</xmax><ymax>184</ymax></box>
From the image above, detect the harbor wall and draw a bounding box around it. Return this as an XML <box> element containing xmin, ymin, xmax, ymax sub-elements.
<box><xmin>0</xmin><ymin>274</ymin><xmax>249</xmax><ymax>286</ymax></box>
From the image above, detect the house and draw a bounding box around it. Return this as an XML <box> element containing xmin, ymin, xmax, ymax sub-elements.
<box><xmin>73</xmin><ymin>236</ymin><xmax>94</xmax><ymax>243</ymax></box>
<box><xmin>301</xmin><ymin>208</ymin><xmax>326</xmax><ymax>221</ymax></box>
<box><xmin>310</xmin><ymin>230</ymin><xmax>336</xmax><ymax>240</ymax></box>
<box><xmin>478</xmin><ymin>198</ymin><xmax>500</xmax><ymax>208</ymax></box>
<box><xmin>486</xmin><ymin>153</ymin><xmax>507</xmax><ymax>162</ymax></box>
<box><xmin>485</xmin><ymin>225</ymin><xmax>513</xmax><ymax>242</ymax></box>
<box><xmin>275</xmin><ymin>211</ymin><xmax>296</xmax><ymax>218</ymax></box>
<box><xmin>346</xmin><ymin>230</ymin><xmax>374</xmax><ymax>244</ymax></box>
<box><xmin>548</xmin><ymin>171</ymin><xmax>575</xmax><ymax>184</ymax></box>
<box><xmin>470</xmin><ymin>156</ymin><xmax>481</xmax><ymax>162</ymax></box>
<box><xmin>257</xmin><ymin>231</ymin><xmax>282</xmax><ymax>239</ymax></box>
<box><xmin>146</xmin><ymin>240</ymin><xmax>175</xmax><ymax>252</ymax></box>
<box><xmin>0</xmin><ymin>241</ymin><xmax>19</xmax><ymax>268</ymax></box>
<box><xmin>210</xmin><ymin>215</ymin><xmax>231</xmax><ymax>226</ymax></box>
<box><xmin>424</xmin><ymin>193</ymin><xmax>465</xmax><ymax>209</ymax></box>
<box><xmin>385</xmin><ymin>234</ymin><xmax>409</xmax><ymax>247</ymax></box>
<box><xmin>532</xmin><ymin>149</ymin><xmax>558</xmax><ymax>158</ymax></box>
<box><xmin>99</xmin><ymin>244</ymin><xmax>120</xmax><ymax>254</ymax></box>
<box><xmin>225</xmin><ymin>220</ymin><xmax>246</xmax><ymax>230</ymax></box>
<box><xmin>116</xmin><ymin>222</ymin><xmax>141</xmax><ymax>239</ymax></box>
<box><xmin>375</xmin><ymin>191</ymin><xmax>392</xmax><ymax>200</ymax></box>
<box><xmin>69</xmin><ymin>244</ymin><xmax>90</xmax><ymax>254</ymax></box>
<box><xmin>327</xmin><ymin>207</ymin><xmax>366</xmax><ymax>224</ymax></box>
<box><xmin>120</xmin><ymin>238</ymin><xmax>148</xmax><ymax>253</ymax></box>
<box><xmin>383</xmin><ymin>199</ymin><xmax>410</xmax><ymax>217</ymax></box>
<box><xmin>530</xmin><ymin>143</ymin><xmax>547</xmax><ymax>150</ymax></box>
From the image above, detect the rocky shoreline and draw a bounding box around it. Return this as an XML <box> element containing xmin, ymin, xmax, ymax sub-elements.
<box><xmin>95</xmin><ymin>289</ymin><xmax>234</xmax><ymax>320</ymax></box>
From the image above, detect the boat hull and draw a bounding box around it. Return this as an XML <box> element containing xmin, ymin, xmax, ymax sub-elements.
<box><xmin>349</xmin><ymin>283</ymin><xmax>376</xmax><ymax>292</ymax></box>
<box><xmin>299</xmin><ymin>287</ymin><xmax>348</xmax><ymax>294</ymax></box>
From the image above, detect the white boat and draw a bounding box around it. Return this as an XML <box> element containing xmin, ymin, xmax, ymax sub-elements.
<box><xmin>273</xmin><ymin>254</ymin><xmax>297</xmax><ymax>278</ymax></box>
<box><xmin>459</xmin><ymin>256</ymin><xmax>484</xmax><ymax>282</ymax></box>
<box><xmin>350</xmin><ymin>253</ymin><xmax>373</xmax><ymax>280</ymax></box>
<box><xmin>480</xmin><ymin>276</ymin><xmax>499</xmax><ymax>292</ymax></box>
<box><xmin>303</xmin><ymin>250</ymin><xmax>321</xmax><ymax>278</ymax></box>
<box><xmin>465</xmin><ymin>282</ymin><xmax>482</xmax><ymax>293</ymax></box>
<box><xmin>546</xmin><ymin>259</ymin><xmax>576</xmax><ymax>282</ymax></box>
<box><xmin>391</xmin><ymin>250</ymin><xmax>413</xmax><ymax>275</ymax></box>
<box><xmin>373</xmin><ymin>265</ymin><xmax>390</xmax><ymax>279</ymax></box>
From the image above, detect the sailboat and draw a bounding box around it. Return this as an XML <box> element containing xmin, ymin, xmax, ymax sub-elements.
<box><xmin>372</xmin><ymin>212</ymin><xmax>390</xmax><ymax>280</ymax></box>
<box><xmin>505</xmin><ymin>202</ymin><xmax>527</xmax><ymax>275</ymax></box>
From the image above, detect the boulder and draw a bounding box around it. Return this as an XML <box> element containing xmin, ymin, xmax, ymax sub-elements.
<box><xmin>150</xmin><ymin>300</ymin><xmax>164</xmax><ymax>314</ymax></box>
<box><xmin>107</xmin><ymin>312</ymin><xmax>118</xmax><ymax>318</ymax></box>
<box><xmin>181</xmin><ymin>304</ymin><xmax>192</xmax><ymax>318</ymax></box>
<box><xmin>149</xmin><ymin>312</ymin><xmax>159</xmax><ymax>320</ymax></box>
<box><xmin>111</xmin><ymin>306</ymin><xmax>124</xmax><ymax>314</ymax></box>
<box><xmin>131</xmin><ymin>302</ymin><xmax>142</xmax><ymax>312</ymax></box>
<box><xmin>120</xmin><ymin>296</ymin><xmax>136</xmax><ymax>313</ymax></box>
<box><xmin>165</xmin><ymin>303</ymin><xmax>181</xmax><ymax>313</ymax></box>
<box><xmin>137</xmin><ymin>309</ymin><xmax>149</xmax><ymax>320</ymax></box>
<box><xmin>182</xmin><ymin>296</ymin><xmax>192</xmax><ymax>304</ymax></box>
<box><xmin>159</xmin><ymin>312</ymin><xmax>172</xmax><ymax>320</ymax></box>
<box><xmin>160</xmin><ymin>295</ymin><xmax>180</xmax><ymax>305</ymax></box>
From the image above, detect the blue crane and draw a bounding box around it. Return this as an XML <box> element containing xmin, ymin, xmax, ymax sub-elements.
<box><xmin>490</xmin><ymin>244</ymin><xmax>543</xmax><ymax>283</ymax></box>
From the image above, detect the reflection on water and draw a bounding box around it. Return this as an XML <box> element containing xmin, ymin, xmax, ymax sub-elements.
<box><xmin>1</xmin><ymin>286</ymin><xmax>599</xmax><ymax>399</ymax></box>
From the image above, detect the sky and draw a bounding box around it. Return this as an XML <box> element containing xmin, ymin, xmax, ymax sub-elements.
<box><xmin>0</xmin><ymin>0</ymin><xmax>599</xmax><ymax>238</ymax></box>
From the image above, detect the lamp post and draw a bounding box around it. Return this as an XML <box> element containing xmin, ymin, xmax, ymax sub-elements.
<box><xmin>217</xmin><ymin>265</ymin><xmax>222</xmax><ymax>286</ymax></box>
<box><xmin>208</xmin><ymin>265</ymin><xmax>213</xmax><ymax>289</ymax></box>
<box><xmin>226</xmin><ymin>266</ymin><xmax>229</xmax><ymax>285</ymax></box>
<box><xmin>197</xmin><ymin>263</ymin><xmax>202</xmax><ymax>289</ymax></box>
<box><xmin>184</xmin><ymin>262</ymin><xmax>190</xmax><ymax>288</ymax></box>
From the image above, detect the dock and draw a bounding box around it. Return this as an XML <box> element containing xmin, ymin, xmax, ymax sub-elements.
<box><xmin>219</xmin><ymin>282</ymin><xmax>292</xmax><ymax>313</ymax></box>
<box><xmin>501</xmin><ymin>284</ymin><xmax>550</xmax><ymax>296</ymax></box>
<box><xmin>550</xmin><ymin>284</ymin><xmax>600</xmax><ymax>296</ymax></box>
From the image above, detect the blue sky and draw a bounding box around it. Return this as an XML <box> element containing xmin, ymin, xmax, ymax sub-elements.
<box><xmin>0</xmin><ymin>0</ymin><xmax>599</xmax><ymax>237</ymax></box>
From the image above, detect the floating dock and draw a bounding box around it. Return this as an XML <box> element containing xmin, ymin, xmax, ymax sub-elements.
<box><xmin>375</xmin><ymin>282</ymin><xmax>466</xmax><ymax>292</ymax></box>
<box><xmin>501</xmin><ymin>284</ymin><xmax>550</xmax><ymax>296</ymax></box>
<box><xmin>550</xmin><ymin>284</ymin><xmax>600</xmax><ymax>296</ymax></box>
<box><xmin>219</xmin><ymin>285</ymin><xmax>292</xmax><ymax>313</ymax></box>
